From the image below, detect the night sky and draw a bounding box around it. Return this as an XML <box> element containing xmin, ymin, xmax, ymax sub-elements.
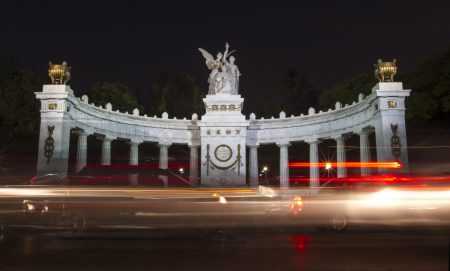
<box><xmin>1</xmin><ymin>1</ymin><xmax>450</xmax><ymax>114</ymax></box>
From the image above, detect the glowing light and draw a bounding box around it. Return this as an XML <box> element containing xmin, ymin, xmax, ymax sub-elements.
<box><xmin>289</xmin><ymin>161</ymin><xmax>402</xmax><ymax>169</ymax></box>
<box><xmin>290</xmin><ymin>196</ymin><xmax>303</xmax><ymax>209</ymax></box>
<box><xmin>219</xmin><ymin>196</ymin><xmax>228</xmax><ymax>204</ymax></box>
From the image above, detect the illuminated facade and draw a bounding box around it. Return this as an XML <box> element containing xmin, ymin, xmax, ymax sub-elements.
<box><xmin>35</xmin><ymin>58</ymin><xmax>410</xmax><ymax>188</ymax></box>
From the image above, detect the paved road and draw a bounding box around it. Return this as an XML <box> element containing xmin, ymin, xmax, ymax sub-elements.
<box><xmin>0</xmin><ymin>227</ymin><xmax>448</xmax><ymax>271</ymax></box>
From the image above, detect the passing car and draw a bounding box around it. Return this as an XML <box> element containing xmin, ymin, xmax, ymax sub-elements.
<box><xmin>289</xmin><ymin>176</ymin><xmax>450</xmax><ymax>232</ymax></box>
<box><xmin>1</xmin><ymin>171</ymin><xmax>293</xmax><ymax>239</ymax></box>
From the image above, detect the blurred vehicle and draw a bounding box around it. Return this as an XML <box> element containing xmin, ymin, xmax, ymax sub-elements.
<box><xmin>289</xmin><ymin>176</ymin><xmax>450</xmax><ymax>232</ymax></box>
<box><xmin>1</xmin><ymin>171</ymin><xmax>294</xmax><ymax>239</ymax></box>
<box><xmin>29</xmin><ymin>165</ymin><xmax>192</xmax><ymax>187</ymax></box>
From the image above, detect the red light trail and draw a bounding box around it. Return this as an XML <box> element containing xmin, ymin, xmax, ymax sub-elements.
<box><xmin>288</xmin><ymin>161</ymin><xmax>402</xmax><ymax>169</ymax></box>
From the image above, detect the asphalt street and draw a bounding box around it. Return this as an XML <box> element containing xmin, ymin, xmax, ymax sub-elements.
<box><xmin>0</xmin><ymin>226</ymin><xmax>448</xmax><ymax>271</ymax></box>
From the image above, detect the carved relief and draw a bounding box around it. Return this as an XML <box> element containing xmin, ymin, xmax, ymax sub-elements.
<box><xmin>214</xmin><ymin>144</ymin><xmax>232</xmax><ymax>162</ymax></box>
<box><xmin>391</xmin><ymin>124</ymin><xmax>401</xmax><ymax>161</ymax></box>
<box><xmin>204</xmin><ymin>144</ymin><xmax>243</xmax><ymax>176</ymax></box>
<box><xmin>387</xmin><ymin>100</ymin><xmax>397</xmax><ymax>108</ymax></box>
<box><xmin>48</xmin><ymin>103</ymin><xmax>57</xmax><ymax>110</ymax></box>
<box><xmin>44</xmin><ymin>125</ymin><xmax>55</xmax><ymax>164</ymax></box>
<box><xmin>206</xmin><ymin>104</ymin><xmax>241</xmax><ymax>112</ymax></box>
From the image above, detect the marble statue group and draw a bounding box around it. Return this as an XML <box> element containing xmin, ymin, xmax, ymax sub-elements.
<box><xmin>199</xmin><ymin>42</ymin><xmax>241</xmax><ymax>95</ymax></box>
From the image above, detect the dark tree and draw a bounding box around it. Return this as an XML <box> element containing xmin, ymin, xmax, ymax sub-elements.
<box><xmin>88</xmin><ymin>82</ymin><xmax>144</xmax><ymax>113</ymax></box>
<box><xmin>402</xmin><ymin>46</ymin><xmax>450</xmax><ymax>125</ymax></box>
<box><xmin>148</xmin><ymin>73</ymin><xmax>204</xmax><ymax>118</ymax></box>
<box><xmin>0</xmin><ymin>56</ymin><xmax>42</xmax><ymax>143</ymax></box>
<box><xmin>319</xmin><ymin>74</ymin><xmax>376</xmax><ymax>110</ymax></box>
<box><xmin>319</xmin><ymin>45</ymin><xmax>450</xmax><ymax>126</ymax></box>
<box><xmin>264</xmin><ymin>69</ymin><xmax>319</xmax><ymax>117</ymax></box>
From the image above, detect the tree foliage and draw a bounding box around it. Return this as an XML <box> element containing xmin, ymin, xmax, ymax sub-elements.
<box><xmin>401</xmin><ymin>46</ymin><xmax>450</xmax><ymax>124</ymax></box>
<box><xmin>87</xmin><ymin>82</ymin><xmax>143</xmax><ymax>113</ymax></box>
<box><xmin>148</xmin><ymin>73</ymin><xmax>204</xmax><ymax>118</ymax></box>
<box><xmin>0</xmin><ymin>56</ymin><xmax>42</xmax><ymax>143</ymax></box>
<box><xmin>318</xmin><ymin>45</ymin><xmax>450</xmax><ymax>125</ymax></box>
<box><xmin>264</xmin><ymin>69</ymin><xmax>319</xmax><ymax>117</ymax></box>
<box><xmin>319</xmin><ymin>74</ymin><xmax>377</xmax><ymax>110</ymax></box>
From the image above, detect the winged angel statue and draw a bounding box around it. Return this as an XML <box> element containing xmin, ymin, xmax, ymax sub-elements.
<box><xmin>199</xmin><ymin>43</ymin><xmax>241</xmax><ymax>95</ymax></box>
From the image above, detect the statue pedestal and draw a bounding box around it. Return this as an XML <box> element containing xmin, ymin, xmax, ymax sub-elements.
<box><xmin>199</xmin><ymin>94</ymin><xmax>249</xmax><ymax>186</ymax></box>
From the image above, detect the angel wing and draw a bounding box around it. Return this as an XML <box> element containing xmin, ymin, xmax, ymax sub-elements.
<box><xmin>199</xmin><ymin>48</ymin><xmax>219</xmax><ymax>70</ymax></box>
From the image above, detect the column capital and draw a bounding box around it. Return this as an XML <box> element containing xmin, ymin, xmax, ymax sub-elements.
<box><xmin>276</xmin><ymin>141</ymin><xmax>291</xmax><ymax>147</ymax></box>
<box><xmin>305</xmin><ymin>139</ymin><xmax>321</xmax><ymax>145</ymax></box>
<box><xmin>157</xmin><ymin>143</ymin><xmax>171</xmax><ymax>148</ymax></box>
<box><xmin>358</xmin><ymin>128</ymin><xmax>374</xmax><ymax>136</ymax></box>
<box><xmin>129</xmin><ymin>138</ymin><xmax>143</xmax><ymax>145</ymax></box>
<box><xmin>72</xmin><ymin>130</ymin><xmax>90</xmax><ymax>137</ymax></box>
<box><xmin>332</xmin><ymin>135</ymin><xmax>346</xmax><ymax>142</ymax></box>
<box><xmin>331</xmin><ymin>134</ymin><xmax>351</xmax><ymax>141</ymax></box>
<box><xmin>97</xmin><ymin>135</ymin><xmax>116</xmax><ymax>141</ymax></box>
<box><xmin>188</xmin><ymin>143</ymin><xmax>201</xmax><ymax>148</ymax></box>
<box><xmin>247</xmin><ymin>143</ymin><xmax>260</xmax><ymax>148</ymax></box>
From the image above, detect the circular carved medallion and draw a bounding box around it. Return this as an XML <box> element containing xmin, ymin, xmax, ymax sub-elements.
<box><xmin>214</xmin><ymin>144</ymin><xmax>232</xmax><ymax>162</ymax></box>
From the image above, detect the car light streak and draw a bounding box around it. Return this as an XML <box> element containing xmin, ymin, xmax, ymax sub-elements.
<box><xmin>288</xmin><ymin>161</ymin><xmax>402</xmax><ymax>169</ymax></box>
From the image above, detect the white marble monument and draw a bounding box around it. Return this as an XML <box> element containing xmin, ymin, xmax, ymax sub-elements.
<box><xmin>198</xmin><ymin>43</ymin><xmax>248</xmax><ymax>186</ymax></box>
<box><xmin>35</xmin><ymin>54</ymin><xmax>410</xmax><ymax>189</ymax></box>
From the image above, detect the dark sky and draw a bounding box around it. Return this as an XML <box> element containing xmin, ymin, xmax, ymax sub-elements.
<box><xmin>1</xmin><ymin>1</ymin><xmax>450</xmax><ymax>114</ymax></box>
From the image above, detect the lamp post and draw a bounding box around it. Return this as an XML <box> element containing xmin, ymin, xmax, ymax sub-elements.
<box><xmin>262</xmin><ymin>166</ymin><xmax>268</xmax><ymax>183</ymax></box>
<box><xmin>179</xmin><ymin>167</ymin><xmax>184</xmax><ymax>175</ymax></box>
<box><xmin>325</xmin><ymin>162</ymin><xmax>332</xmax><ymax>180</ymax></box>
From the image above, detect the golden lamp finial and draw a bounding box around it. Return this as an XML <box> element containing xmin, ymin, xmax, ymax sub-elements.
<box><xmin>48</xmin><ymin>61</ymin><xmax>71</xmax><ymax>85</ymax></box>
<box><xmin>374</xmin><ymin>59</ymin><xmax>397</xmax><ymax>82</ymax></box>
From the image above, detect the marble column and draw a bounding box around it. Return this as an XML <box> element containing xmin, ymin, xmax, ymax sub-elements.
<box><xmin>158</xmin><ymin>143</ymin><xmax>170</xmax><ymax>188</ymax></box>
<box><xmin>358</xmin><ymin>131</ymin><xmax>371</xmax><ymax>176</ymax></box>
<box><xmin>75</xmin><ymin>132</ymin><xmax>88</xmax><ymax>173</ymax></box>
<box><xmin>129</xmin><ymin>140</ymin><xmax>141</xmax><ymax>166</ymax></box>
<box><xmin>158</xmin><ymin>143</ymin><xmax>170</xmax><ymax>170</ymax></box>
<box><xmin>307</xmin><ymin>139</ymin><xmax>321</xmax><ymax>190</ymax></box>
<box><xmin>189</xmin><ymin>145</ymin><xmax>199</xmax><ymax>185</ymax></box>
<box><xmin>100</xmin><ymin>137</ymin><xmax>113</xmax><ymax>166</ymax></box>
<box><xmin>334</xmin><ymin>136</ymin><xmax>347</xmax><ymax>178</ymax></box>
<box><xmin>248</xmin><ymin>145</ymin><xmax>259</xmax><ymax>187</ymax></box>
<box><xmin>277</xmin><ymin>142</ymin><xmax>290</xmax><ymax>189</ymax></box>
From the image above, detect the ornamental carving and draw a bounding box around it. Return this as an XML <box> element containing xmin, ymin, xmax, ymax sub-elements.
<box><xmin>48</xmin><ymin>61</ymin><xmax>71</xmax><ymax>85</ymax></box>
<box><xmin>214</xmin><ymin>144</ymin><xmax>232</xmax><ymax>162</ymax></box>
<box><xmin>48</xmin><ymin>103</ymin><xmax>57</xmax><ymax>110</ymax></box>
<box><xmin>387</xmin><ymin>100</ymin><xmax>397</xmax><ymax>108</ymax></box>
<box><xmin>206</xmin><ymin>104</ymin><xmax>241</xmax><ymax>112</ymax></box>
<box><xmin>391</xmin><ymin>124</ymin><xmax>401</xmax><ymax>161</ymax></box>
<box><xmin>204</xmin><ymin>144</ymin><xmax>243</xmax><ymax>176</ymax></box>
<box><xmin>44</xmin><ymin>125</ymin><xmax>55</xmax><ymax>164</ymax></box>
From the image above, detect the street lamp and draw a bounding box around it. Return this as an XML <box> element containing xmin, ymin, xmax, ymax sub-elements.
<box><xmin>261</xmin><ymin>166</ymin><xmax>268</xmax><ymax>183</ymax></box>
<box><xmin>324</xmin><ymin>162</ymin><xmax>332</xmax><ymax>180</ymax></box>
<box><xmin>179</xmin><ymin>168</ymin><xmax>184</xmax><ymax>175</ymax></box>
